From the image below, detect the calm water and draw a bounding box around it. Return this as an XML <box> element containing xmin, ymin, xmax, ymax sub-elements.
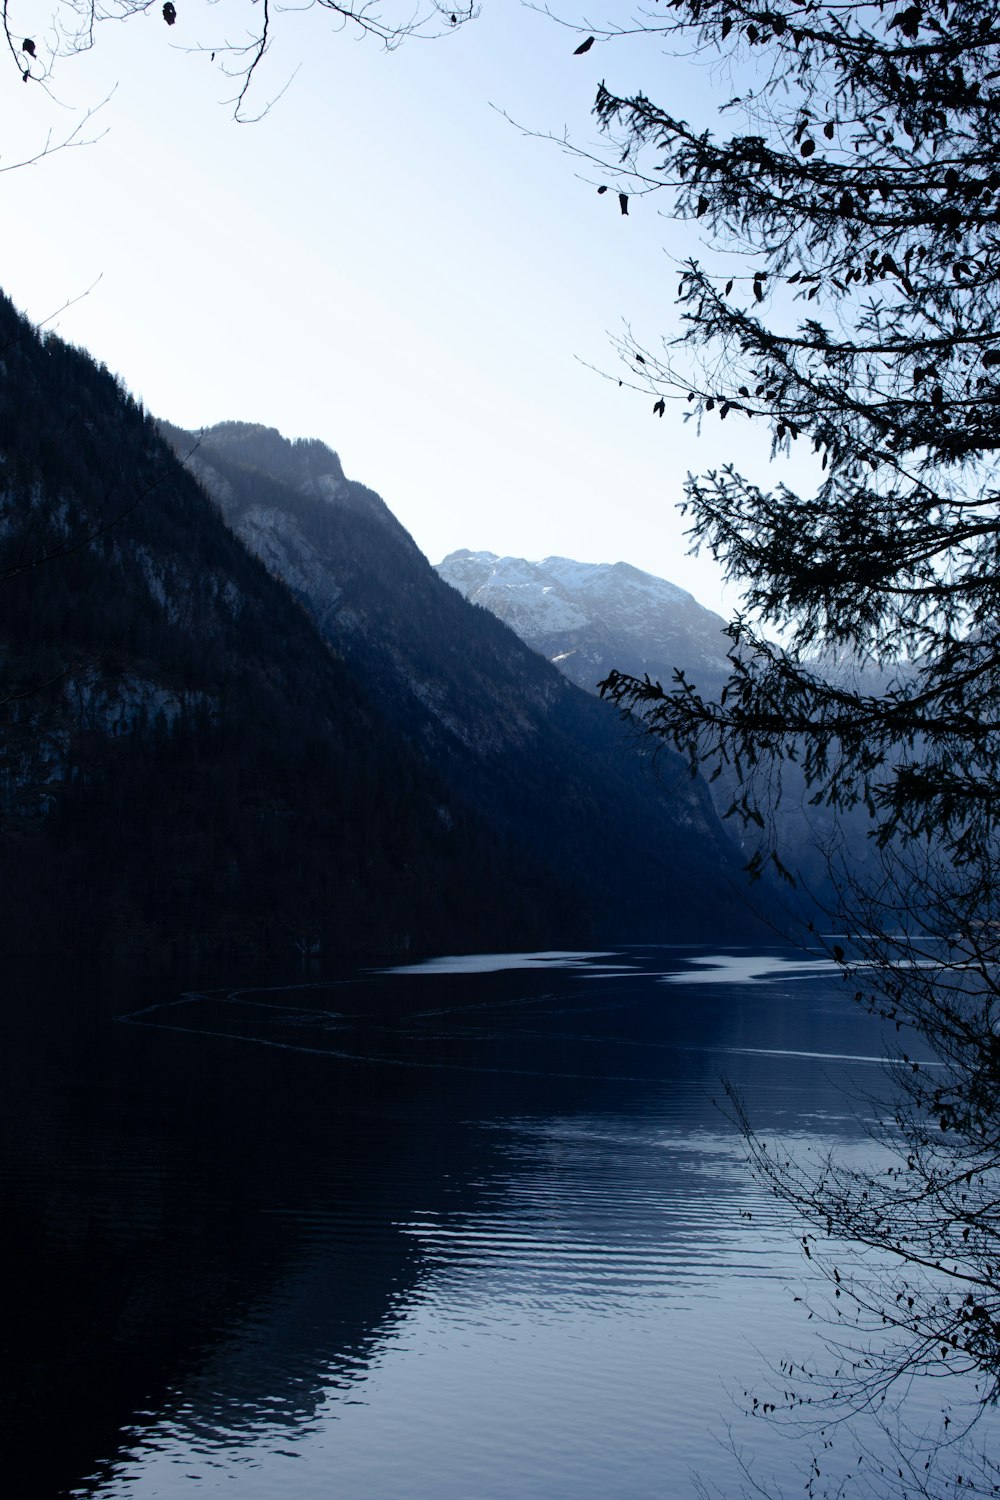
<box><xmin>0</xmin><ymin>945</ymin><xmax>949</xmax><ymax>1497</ymax></box>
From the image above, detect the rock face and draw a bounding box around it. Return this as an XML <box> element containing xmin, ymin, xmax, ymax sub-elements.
<box><xmin>436</xmin><ymin>551</ymin><xmax>733</xmax><ymax>697</ymax></box>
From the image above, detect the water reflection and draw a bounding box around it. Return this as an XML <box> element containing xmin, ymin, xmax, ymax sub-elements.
<box><xmin>375</xmin><ymin>950</ymin><xmax>634</xmax><ymax>976</ymax></box>
<box><xmin>661</xmin><ymin>951</ymin><xmax>844</xmax><ymax>984</ymax></box>
<box><xmin>1</xmin><ymin>947</ymin><xmax>910</xmax><ymax>1498</ymax></box>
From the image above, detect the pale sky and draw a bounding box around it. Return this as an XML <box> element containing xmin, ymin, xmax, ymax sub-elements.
<box><xmin>0</xmin><ymin>2</ymin><xmax>810</xmax><ymax>617</ymax></box>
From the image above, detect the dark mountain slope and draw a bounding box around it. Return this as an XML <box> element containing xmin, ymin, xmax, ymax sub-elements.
<box><xmin>162</xmin><ymin>421</ymin><xmax>763</xmax><ymax>942</ymax></box>
<box><xmin>0</xmin><ymin>294</ymin><xmax>567</xmax><ymax>963</ymax></box>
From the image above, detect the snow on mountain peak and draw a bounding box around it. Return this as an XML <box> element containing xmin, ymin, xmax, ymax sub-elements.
<box><xmin>439</xmin><ymin>550</ymin><xmax>705</xmax><ymax>627</ymax></box>
<box><xmin>436</xmin><ymin>549</ymin><xmax>731</xmax><ymax>693</ymax></box>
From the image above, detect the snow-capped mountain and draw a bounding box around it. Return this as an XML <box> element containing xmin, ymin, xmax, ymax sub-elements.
<box><xmin>437</xmin><ymin>550</ymin><xmax>894</xmax><ymax>917</ymax></box>
<box><xmin>436</xmin><ymin>550</ymin><xmax>732</xmax><ymax>696</ymax></box>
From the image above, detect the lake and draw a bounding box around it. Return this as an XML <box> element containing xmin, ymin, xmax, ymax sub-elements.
<box><xmin>0</xmin><ymin>944</ymin><xmax>970</xmax><ymax>1497</ymax></box>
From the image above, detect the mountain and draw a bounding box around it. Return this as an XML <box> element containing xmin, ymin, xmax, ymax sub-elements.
<box><xmin>437</xmin><ymin>551</ymin><xmax>888</xmax><ymax>915</ymax></box>
<box><xmin>0</xmin><ymin>286</ymin><xmax>764</xmax><ymax>964</ymax></box>
<box><xmin>160</xmin><ymin>421</ymin><xmax>764</xmax><ymax>946</ymax></box>
<box><xmin>0</xmin><ymin>296</ymin><xmax>582</xmax><ymax>964</ymax></box>
<box><xmin>436</xmin><ymin>550</ymin><xmax>733</xmax><ymax>696</ymax></box>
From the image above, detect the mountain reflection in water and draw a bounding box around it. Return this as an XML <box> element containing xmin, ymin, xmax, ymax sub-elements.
<box><xmin>0</xmin><ymin>946</ymin><xmax>926</xmax><ymax>1498</ymax></box>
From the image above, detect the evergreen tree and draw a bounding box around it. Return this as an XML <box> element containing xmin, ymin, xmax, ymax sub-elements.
<box><xmin>578</xmin><ymin>4</ymin><xmax>1000</xmax><ymax>1489</ymax></box>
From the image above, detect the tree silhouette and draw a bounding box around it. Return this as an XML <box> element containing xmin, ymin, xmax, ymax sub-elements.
<box><xmin>3</xmin><ymin>1</ymin><xmax>475</xmax><ymax>120</ymax></box>
<box><xmin>563</xmin><ymin>3</ymin><xmax>1000</xmax><ymax>1489</ymax></box>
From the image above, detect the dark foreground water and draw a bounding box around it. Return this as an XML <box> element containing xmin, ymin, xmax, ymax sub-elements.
<box><xmin>0</xmin><ymin>945</ymin><xmax>972</xmax><ymax>1498</ymax></box>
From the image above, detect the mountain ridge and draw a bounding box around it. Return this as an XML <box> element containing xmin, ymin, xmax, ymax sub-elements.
<box><xmin>162</xmin><ymin>420</ymin><xmax>763</xmax><ymax>946</ymax></box>
<box><xmin>437</xmin><ymin>548</ymin><xmax>733</xmax><ymax>697</ymax></box>
<box><xmin>0</xmin><ymin>290</ymin><xmax>767</xmax><ymax>963</ymax></box>
<box><xmin>0</xmin><ymin>307</ymin><xmax>576</xmax><ymax>963</ymax></box>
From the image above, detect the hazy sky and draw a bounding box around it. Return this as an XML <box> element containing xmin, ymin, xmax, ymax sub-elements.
<box><xmin>0</xmin><ymin>2</ymin><xmax>808</xmax><ymax>616</ymax></box>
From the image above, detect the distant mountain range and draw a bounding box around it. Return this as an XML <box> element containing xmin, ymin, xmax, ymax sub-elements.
<box><xmin>438</xmin><ymin>550</ymin><xmax>884</xmax><ymax>912</ymax></box>
<box><xmin>0</xmin><ymin>290</ymin><xmax>764</xmax><ymax>965</ymax></box>
<box><xmin>437</xmin><ymin>551</ymin><xmax>733</xmax><ymax>697</ymax></box>
<box><xmin>160</xmin><ymin>421</ymin><xmax>763</xmax><ymax>950</ymax></box>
